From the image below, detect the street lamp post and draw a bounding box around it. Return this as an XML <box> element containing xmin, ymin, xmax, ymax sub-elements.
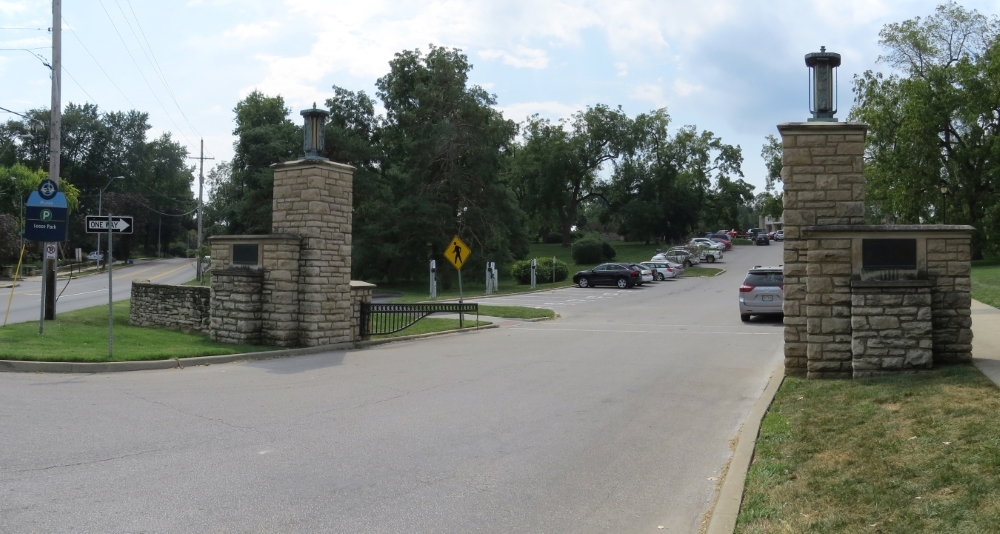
<box><xmin>97</xmin><ymin>176</ymin><xmax>124</xmax><ymax>267</ymax></box>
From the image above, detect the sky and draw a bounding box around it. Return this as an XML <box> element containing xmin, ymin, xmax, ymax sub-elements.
<box><xmin>2</xmin><ymin>0</ymin><xmax>999</xmax><ymax>197</ymax></box>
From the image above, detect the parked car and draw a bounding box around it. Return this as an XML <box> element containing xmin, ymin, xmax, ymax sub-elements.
<box><xmin>705</xmin><ymin>233</ymin><xmax>733</xmax><ymax>249</ymax></box>
<box><xmin>768</xmin><ymin>231</ymin><xmax>776</xmax><ymax>240</ymax></box>
<box><xmin>689</xmin><ymin>239</ymin><xmax>724</xmax><ymax>262</ymax></box>
<box><xmin>87</xmin><ymin>251</ymin><xmax>103</xmax><ymax>261</ymax></box>
<box><xmin>755</xmin><ymin>234</ymin><xmax>770</xmax><ymax>246</ymax></box>
<box><xmin>746</xmin><ymin>228</ymin><xmax>763</xmax><ymax>240</ymax></box>
<box><xmin>623</xmin><ymin>262</ymin><xmax>654</xmax><ymax>285</ymax></box>
<box><xmin>641</xmin><ymin>261</ymin><xmax>678</xmax><ymax>280</ymax></box>
<box><xmin>774</xmin><ymin>230</ymin><xmax>784</xmax><ymax>241</ymax></box>
<box><xmin>653</xmin><ymin>248</ymin><xmax>699</xmax><ymax>267</ymax></box>
<box><xmin>739</xmin><ymin>266</ymin><xmax>784</xmax><ymax>322</ymax></box>
<box><xmin>573</xmin><ymin>263</ymin><xmax>641</xmax><ymax>289</ymax></box>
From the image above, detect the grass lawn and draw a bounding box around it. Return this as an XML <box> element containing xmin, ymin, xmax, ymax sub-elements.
<box><xmin>733</xmin><ymin>238</ymin><xmax>754</xmax><ymax>246</ymax></box>
<box><xmin>737</xmin><ymin>365</ymin><xmax>1000</xmax><ymax>533</ymax></box>
<box><xmin>0</xmin><ymin>302</ymin><xmax>270</xmax><ymax>362</ymax></box>
<box><xmin>685</xmin><ymin>266</ymin><xmax>724</xmax><ymax>277</ymax></box>
<box><xmin>478</xmin><ymin>305</ymin><xmax>555</xmax><ymax>319</ymax></box>
<box><xmin>971</xmin><ymin>258</ymin><xmax>1000</xmax><ymax>308</ymax></box>
<box><xmin>371</xmin><ymin>317</ymin><xmax>491</xmax><ymax>339</ymax></box>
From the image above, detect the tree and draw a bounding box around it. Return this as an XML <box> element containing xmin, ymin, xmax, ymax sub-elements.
<box><xmin>509</xmin><ymin>104</ymin><xmax>634</xmax><ymax>246</ymax></box>
<box><xmin>758</xmin><ymin>135</ymin><xmax>784</xmax><ymax>221</ymax></box>
<box><xmin>208</xmin><ymin>91</ymin><xmax>300</xmax><ymax>235</ymax></box>
<box><xmin>851</xmin><ymin>2</ymin><xmax>1000</xmax><ymax>257</ymax></box>
<box><xmin>367</xmin><ymin>45</ymin><xmax>529</xmax><ymax>284</ymax></box>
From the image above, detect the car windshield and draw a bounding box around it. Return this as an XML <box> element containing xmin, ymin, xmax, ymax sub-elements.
<box><xmin>744</xmin><ymin>272</ymin><xmax>783</xmax><ymax>287</ymax></box>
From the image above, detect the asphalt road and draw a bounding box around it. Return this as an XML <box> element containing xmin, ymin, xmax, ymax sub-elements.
<box><xmin>1</xmin><ymin>257</ymin><xmax>196</xmax><ymax>325</ymax></box>
<box><xmin>0</xmin><ymin>244</ymin><xmax>784</xmax><ymax>533</ymax></box>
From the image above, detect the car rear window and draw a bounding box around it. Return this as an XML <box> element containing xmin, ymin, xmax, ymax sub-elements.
<box><xmin>744</xmin><ymin>271</ymin><xmax>783</xmax><ymax>287</ymax></box>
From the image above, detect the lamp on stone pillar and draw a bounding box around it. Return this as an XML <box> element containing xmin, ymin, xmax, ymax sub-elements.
<box><xmin>300</xmin><ymin>102</ymin><xmax>330</xmax><ymax>161</ymax></box>
<box><xmin>805</xmin><ymin>46</ymin><xmax>841</xmax><ymax>122</ymax></box>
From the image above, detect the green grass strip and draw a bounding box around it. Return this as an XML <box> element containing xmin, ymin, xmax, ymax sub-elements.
<box><xmin>370</xmin><ymin>318</ymin><xmax>491</xmax><ymax>339</ymax></box>
<box><xmin>477</xmin><ymin>305</ymin><xmax>554</xmax><ymax>319</ymax></box>
<box><xmin>737</xmin><ymin>366</ymin><xmax>1000</xmax><ymax>533</ymax></box>
<box><xmin>0</xmin><ymin>302</ymin><xmax>270</xmax><ymax>362</ymax></box>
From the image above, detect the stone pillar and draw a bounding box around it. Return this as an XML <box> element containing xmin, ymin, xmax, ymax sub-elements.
<box><xmin>778</xmin><ymin>122</ymin><xmax>867</xmax><ymax>378</ymax></box>
<box><xmin>271</xmin><ymin>160</ymin><xmax>355</xmax><ymax>347</ymax></box>
<box><xmin>927</xmin><ymin>237</ymin><xmax>974</xmax><ymax>363</ymax></box>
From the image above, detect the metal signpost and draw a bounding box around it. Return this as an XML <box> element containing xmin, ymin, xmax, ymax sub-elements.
<box><xmin>443</xmin><ymin>235</ymin><xmax>471</xmax><ymax>327</ymax></box>
<box><xmin>86</xmin><ymin>214</ymin><xmax>132</xmax><ymax>359</ymax></box>
<box><xmin>24</xmin><ymin>179</ymin><xmax>69</xmax><ymax>334</ymax></box>
<box><xmin>429</xmin><ymin>259</ymin><xmax>437</xmax><ymax>299</ymax></box>
<box><xmin>530</xmin><ymin>258</ymin><xmax>537</xmax><ymax>289</ymax></box>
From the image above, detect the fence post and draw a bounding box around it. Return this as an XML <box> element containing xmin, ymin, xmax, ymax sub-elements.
<box><xmin>530</xmin><ymin>258</ymin><xmax>536</xmax><ymax>289</ymax></box>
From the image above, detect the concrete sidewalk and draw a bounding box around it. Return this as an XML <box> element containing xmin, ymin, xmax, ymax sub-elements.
<box><xmin>972</xmin><ymin>299</ymin><xmax>1000</xmax><ymax>386</ymax></box>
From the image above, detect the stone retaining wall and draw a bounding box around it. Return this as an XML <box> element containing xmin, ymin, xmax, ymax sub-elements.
<box><xmin>129</xmin><ymin>282</ymin><xmax>210</xmax><ymax>332</ymax></box>
<box><xmin>851</xmin><ymin>282</ymin><xmax>933</xmax><ymax>377</ymax></box>
<box><xmin>210</xmin><ymin>269</ymin><xmax>264</xmax><ymax>345</ymax></box>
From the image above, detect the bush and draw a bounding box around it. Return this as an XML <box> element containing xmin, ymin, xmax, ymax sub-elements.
<box><xmin>509</xmin><ymin>258</ymin><xmax>569</xmax><ymax>285</ymax></box>
<box><xmin>571</xmin><ymin>237</ymin><xmax>605</xmax><ymax>264</ymax></box>
<box><xmin>571</xmin><ymin>235</ymin><xmax>616</xmax><ymax>264</ymax></box>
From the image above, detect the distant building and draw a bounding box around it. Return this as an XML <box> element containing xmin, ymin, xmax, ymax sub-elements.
<box><xmin>759</xmin><ymin>215</ymin><xmax>783</xmax><ymax>234</ymax></box>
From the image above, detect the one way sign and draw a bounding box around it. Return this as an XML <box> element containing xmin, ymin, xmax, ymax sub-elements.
<box><xmin>85</xmin><ymin>215</ymin><xmax>133</xmax><ymax>234</ymax></box>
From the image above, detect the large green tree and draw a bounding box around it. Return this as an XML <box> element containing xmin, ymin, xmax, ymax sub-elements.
<box><xmin>851</xmin><ymin>2</ymin><xmax>1000</xmax><ymax>256</ymax></box>
<box><xmin>208</xmin><ymin>91</ymin><xmax>300</xmax><ymax>235</ymax></box>
<box><xmin>363</xmin><ymin>45</ymin><xmax>529</xmax><ymax>283</ymax></box>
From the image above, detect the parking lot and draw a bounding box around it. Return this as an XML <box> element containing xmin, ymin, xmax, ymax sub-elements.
<box><xmin>1</xmin><ymin>243</ymin><xmax>785</xmax><ymax>533</ymax></box>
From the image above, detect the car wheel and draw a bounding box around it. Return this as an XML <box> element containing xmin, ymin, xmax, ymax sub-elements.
<box><xmin>741</xmin><ymin>314</ymin><xmax>751</xmax><ymax>322</ymax></box>
<box><xmin>685</xmin><ymin>260</ymin><xmax>692</xmax><ymax>268</ymax></box>
<box><xmin>578</xmin><ymin>277</ymin><xmax>590</xmax><ymax>288</ymax></box>
<box><xmin>616</xmin><ymin>277</ymin><xmax>629</xmax><ymax>289</ymax></box>
<box><xmin>708</xmin><ymin>255</ymin><xmax>716</xmax><ymax>263</ymax></box>
<box><xmin>657</xmin><ymin>273</ymin><xmax>665</xmax><ymax>281</ymax></box>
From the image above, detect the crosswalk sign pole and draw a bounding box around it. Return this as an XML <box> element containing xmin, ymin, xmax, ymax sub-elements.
<box><xmin>458</xmin><ymin>268</ymin><xmax>463</xmax><ymax>328</ymax></box>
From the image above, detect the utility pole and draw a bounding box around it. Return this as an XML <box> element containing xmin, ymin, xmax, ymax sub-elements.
<box><xmin>44</xmin><ymin>0</ymin><xmax>61</xmax><ymax>320</ymax></box>
<box><xmin>188</xmin><ymin>139</ymin><xmax>213</xmax><ymax>282</ymax></box>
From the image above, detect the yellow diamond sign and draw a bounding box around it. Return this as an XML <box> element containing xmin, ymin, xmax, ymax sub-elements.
<box><xmin>444</xmin><ymin>235</ymin><xmax>471</xmax><ymax>270</ymax></box>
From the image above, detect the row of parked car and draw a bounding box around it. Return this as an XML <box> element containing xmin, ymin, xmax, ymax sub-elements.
<box><xmin>572</xmin><ymin>259</ymin><xmax>686</xmax><ymax>289</ymax></box>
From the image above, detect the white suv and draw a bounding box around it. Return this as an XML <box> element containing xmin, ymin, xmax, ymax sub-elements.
<box><xmin>739</xmin><ymin>266</ymin><xmax>784</xmax><ymax>322</ymax></box>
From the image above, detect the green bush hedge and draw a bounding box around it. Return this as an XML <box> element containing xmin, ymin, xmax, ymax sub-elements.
<box><xmin>571</xmin><ymin>236</ymin><xmax>616</xmax><ymax>264</ymax></box>
<box><xmin>510</xmin><ymin>258</ymin><xmax>569</xmax><ymax>285</ymax></box>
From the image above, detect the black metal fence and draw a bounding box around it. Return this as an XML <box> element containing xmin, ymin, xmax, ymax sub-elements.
<box><xmin>359</xmin><ymin>302</ymin><xmax>479</xmax><ymax>338</ymax></box>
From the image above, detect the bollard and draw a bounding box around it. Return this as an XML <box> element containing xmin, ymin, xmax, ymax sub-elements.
<box><xmin>430</xmin><ymin>259</ymin><xmax>437</xmax><ymax>299</ymax></box>
<box><xmin>530</xmin><ymin>258</ymin><xmax>537</xmax><ymax>289</ymax></box>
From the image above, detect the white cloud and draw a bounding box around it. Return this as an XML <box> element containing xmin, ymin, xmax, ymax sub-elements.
<box><xmin>673</xmin><ymin>79</ymin><xmax>703</xmax><ymax>97</ymax></box>
<box><xmin>479</xmin><ymin>45</ymin><xmax>549</xmax><ymax>69</ymax></box>
<box><xmin>498</xmin><ymin>100</ymin><xmax>581</xmax><ymax>122</ymax></box>
<box><xmin>224</xmin><ymin>22</ymin><xmax>278</xmax><ymax>40</ymax></box>
<box><xmin>631</xmin><ymin>84</ymin><xmax>666</xmax><ymax>107</ymax></box>
<box><xmin>615</xmin><ymin>62</ymin><xmax>628</xmax><ymax>77</ymax></box>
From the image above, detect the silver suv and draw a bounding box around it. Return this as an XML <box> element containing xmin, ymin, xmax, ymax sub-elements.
<box><xmin>739</xmin><ymin>266</ymin><xmax>784</xmax><ymax>322</ymax></box>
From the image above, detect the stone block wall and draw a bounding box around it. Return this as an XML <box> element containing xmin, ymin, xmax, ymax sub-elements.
<box><xmin>779</xmin><ymin>122</ymin><xmax>868</xmax><ymax>378</ymax></box>
<box><xmin>272</xmin><ymin>160</ymin><xmax>355</xmax><ymax>347</ymax></box>
<box><xmin>210</xmin><ymin>269</ymin><xmax>264</xmax><ymax>345</ymax></box>
<box><xmin>851</xmin><ymin>283</ymin><xmax>933</xmax><ymax>377</ymax></box>
<box><xmin>928</xmin><ymin>237</ymin><xmax>974</xmax><ymax>363</ymax></box>
<box><xmin>129</xmin><ymin>282</ymin><xmax>210</xmax><ymax>332</ymax></box>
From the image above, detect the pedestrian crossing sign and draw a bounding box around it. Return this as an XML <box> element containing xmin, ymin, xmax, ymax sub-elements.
<box><xmin>444</xmin><ymin>235</ymin><xmax>471</xmax><ymax>270</ymax></box>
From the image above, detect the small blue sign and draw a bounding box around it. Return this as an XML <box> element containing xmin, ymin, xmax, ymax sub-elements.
<box><xmin>25</xmin><ymin>189</ymin><xmax>69</xmax><ymax>242</ymax></box>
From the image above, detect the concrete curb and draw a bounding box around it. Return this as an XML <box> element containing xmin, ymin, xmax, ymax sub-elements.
<box><xmin>705</xmin><ymin>363</ymin><xmax>785</xmax><ymax>534</ymax></box>
<box><xmin>0</xmin><ymin>323</ymin><xmax>502</xmax><ymax>374</ymax></box>
<box><xmin>712</xmin><ymin>269</ymin><xmax>728</xmax><ymax>277</ymax></box>
<box><xmin>425</xmin><ymin>285</ymin><xmax>576</xmax><ymax>303</ymax></box>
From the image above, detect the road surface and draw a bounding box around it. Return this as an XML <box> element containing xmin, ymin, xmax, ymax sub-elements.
<box><xmin>1</xmin><ymin>257</ymin><xmax>196</xmax><ymax>325</ymax></box>
<box><xmin>0</xmin><ymin>245</ymin><xmax>783</xmax><ymax>533</ymax></box>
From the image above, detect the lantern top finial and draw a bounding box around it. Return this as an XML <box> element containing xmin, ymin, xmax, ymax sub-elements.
<box><xmin>300</xmin><ymin>104</ymin><xmax>330</xmax><ymax>161</ymax></box>
<box><xmin>805</xmin><ymin>46</ymin><xmax>841</xmax><ymax>122</ymax></box>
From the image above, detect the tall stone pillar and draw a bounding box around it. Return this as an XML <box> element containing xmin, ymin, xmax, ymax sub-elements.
<box><xmin>271</xmin><ymin>160</ymin><xmax>355</xmax><ymax>346</ymax></box>
<box><xmin>778</xmin><ymin>122</ymin><xmax>867</xmax><ymax>378</ymax></box>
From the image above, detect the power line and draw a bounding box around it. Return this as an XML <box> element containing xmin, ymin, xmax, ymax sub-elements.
<box><xmin>96</xmin><ymin>0</ymin><xmax>197</xmax><ymax>152</ymax></box>
<box><xmin>61</xmin><ymin>15</ymin><xmax>137</xmax><ymax>110</ymax></box>
<box><xmin>0</xmin><ymin>27</ymin><xmax>47</xmax><ymax>31</ymax></box>
<box><xmin>62</xmin><ymin>64</ymin><xmax>101</xmax><ymax>107</ymax></box>
<box><xmin>120</xmin><ymin>0</ymin><xmax>209</xmax><ymax>156</ymax></box>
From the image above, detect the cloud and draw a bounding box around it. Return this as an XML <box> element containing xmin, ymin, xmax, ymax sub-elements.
<box><xmin>479</xmin><ymin>45</ymin><xmax>549</xmax><ymax>69</ymax></box>
<box><xmin>498</xmin><ymin>100</ymin><xmax>581</xmax><ymax>123</ymax></box>
<box><xmin>224</xmin><ymin>22</ymin><xmax>278</xmax><ymax>40</ymax></box>
<box><xmin>631</xmin><ymin>84</ymin><xmax>666</xmax><ymax>107</ymax></box>
<box><xmin>673</xmin><ymin>79</ymin><xmax>703</xmax><ymax>97</ymax></box>
<box><xmin>614</xmin><ymin>62</ymin><xmax>628</xmax><ymax>77</ymax></box>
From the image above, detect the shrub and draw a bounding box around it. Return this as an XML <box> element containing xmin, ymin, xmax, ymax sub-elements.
<box><xmin>602</xmin><ymin>241</ymin><xmax>617</xmax><ymax>260</ymax></box>
<box><xmin>572</xmin><ymin>237</ymin><xmax>605</xmax><ymax>264</ymax></box>
<box><xmin>510</xmin><ymin>258</ymin><xmax>569</xmax><ymax>285</ymax></box>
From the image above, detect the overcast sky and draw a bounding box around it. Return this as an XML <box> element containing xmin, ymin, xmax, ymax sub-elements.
<box><xmin>2</xmin><ymin>0</ymin><xmax>998</xmax><ymax>195</ymax></box>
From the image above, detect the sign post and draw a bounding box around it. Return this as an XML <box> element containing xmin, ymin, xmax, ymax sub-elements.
<box><xmin>429</xmin><ymin>260</ymin><xmax>437</xmax><ymax>299</ymax></box>
<box><xmin>443</xmin><ymin>235</ymin><xmax>471</xmax><ymax>328</ymax></box>
<box><xmin>85</xmin><ymin>214</ymin><xmax>131</xmax><ymax>360</ymax></box>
